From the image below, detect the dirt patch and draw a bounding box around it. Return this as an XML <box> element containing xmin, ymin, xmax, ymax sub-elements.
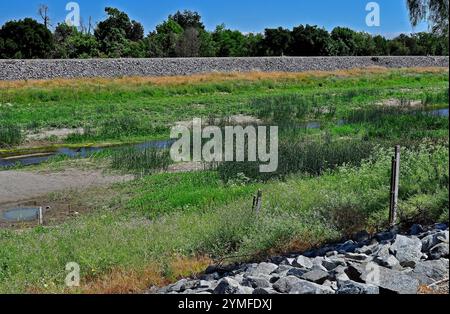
<box><xmin>377</xmin><ymin>98</ymin><xmax>423</xmax><ymax>107</ymax></box>
<box><xmin>0</xmin><ymin>168</ymin><xmax>132</xmax><ymax>205</ymax></box>
<box><xmin>26</xmin><ymin>128</ymin><xmax>84</xmax><ymax>141</ymax></box>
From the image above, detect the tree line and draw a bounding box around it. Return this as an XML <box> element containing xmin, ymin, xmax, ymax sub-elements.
<box><xmin>0</xmin><ymin>7</ymin><xmax>448</xmax><ymax>59</ymax></box>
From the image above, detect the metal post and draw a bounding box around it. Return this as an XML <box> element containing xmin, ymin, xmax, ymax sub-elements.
<box><xmin>389</xmin><ymin>145</ymin><xmax>400</xmax><ymax>227</ymax></box>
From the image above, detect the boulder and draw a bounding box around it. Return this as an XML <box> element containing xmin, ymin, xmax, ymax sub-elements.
<box><xmin>390</xmin><ymin>235</ymin><xmax>423</xmax><ymax>267</ymax></box>
<box><xmin>421</xmin><ymin>231</ymin><xmax>449</xmax><ymax>252</ymax></box>
<box><xmin>213</xmin><ymin>277</ymin><xmax>245</xmax><ymax>294</ymax></box>
<box><xmin>252</xmin><ymin>262</ymin><xmax>279</xmax><ymax>276</ymax></box>
<box><xmin>290</xmin><ymin>280</ymin><xmax>335</xmax><ymax>294</ymax></box>
<box><xmin>286</xmin><ymin>268</ymin><xmax>308</xmax><ymax>278</ymax></box>
<box><xmin>411</xmin><ymin>259</ymin><xmax>449</xmax><ymax>285</ymax></box>
<box><xmin>346</xmin><ymin>263</ymin><xmax>420</xmax><ymax>294</ymax></box>
<box><xmin>337</xmin><ymin>280</ymin><xmax>379</xmax><ymax>294</ymax></box>
<box><xmin>292</xmin><ymin>256</ymin><xmax>313</xmax><ymax>269</ymax></box>
<box><xmin>242</xmin><ymin>276</ymin><xmax>271</xmax><ymax>289</ymax></box>
<box><xmin>409</xmin><ymin>224</ymin><xmax>425</xmax><ymax>236</ymax></box>
<box><xmin>273</xmin><ymin>276</ymin><xmax>303</xmax><ymax>293</ymax></box>
<box><xmin>300</xmin><ymin>269</ymin><xmax>330</xmax><ymax>284</ymax></box>
<box><xmin>429</xmin><ymin>243</ymin><xmax>449</xmax><ymax>260</ymax></box>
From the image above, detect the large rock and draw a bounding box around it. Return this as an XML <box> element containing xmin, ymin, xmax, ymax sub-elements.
<box><xmin>292</xmin><ymin>256</ymin><xmax>313</xmax><ymax>269</ymax></box>
<box><xmin>273</xmin><ymin>276</ymin><xmax>303</xmax><ymax>293</ymax></box>
<box><xmin>411</xmin><ymin>259</ymin><xmax>449</xmax><ymax>285</ymax></box>
<box><xmin>337</xmin><ymin>280</ymin><xmax>379</xmax><ymax>294</ymax></box>
<box><xmin>429</xmin><ymin>243</ymin><xmax>449</xmax><ymax>260</ymax></box>
<box><xmin>374</xmin><ymin>244</ymin><xmax>400</xmax><ymax>269</ymax></box>
<box><xmin>300</xmin><ymin>269</ymin><xmax>330</xmax><ymax>284</ymax></box>
<box><xmin>290</xmin><ymin>280</ymin><xmax>335</xmax><ymax>294</ymax></box>
<box><xmin>242</xmin><ymin>276</ymin><xmax>271</xmax><ymax>289</ymax></box>
<box><xmin>390</xmin><ymin>235</ymin><xmax>423</xmax><ymax>267</ymax></box>
<box><xmin>251</xmin><ymin>262</ymin><xmax>279</xmax><ymax>276</ymax></box>
<box><xmin>421</xmin><ymin>231</ymin><xmax>449</xmax><ymax>252</ymax></box>
<box><xmin>346</xmin><ymin>263</ymin><xmax>420</xmax><ymax>294</ymax></box>
<box><xmin>213</xmin><ymin>277</ymin><xmax>253</xmax><ymax>294</ymax></box>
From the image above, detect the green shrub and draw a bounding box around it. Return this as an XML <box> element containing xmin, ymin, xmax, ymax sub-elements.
<box><xmin>0</xmin><ymin>124</ymin><xmax>23</xmax><ymax>147</ymax></box>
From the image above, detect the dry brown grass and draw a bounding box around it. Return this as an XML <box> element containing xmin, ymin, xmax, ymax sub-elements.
<box><xmin>25</xmin><ymin>255</ymin><xmax>213</xmax><ymax>294</ymax></box>
<box><xmin>1</xmin><ymin>67</ymin><xmax>447</xmax><ymax>90</ymax></box>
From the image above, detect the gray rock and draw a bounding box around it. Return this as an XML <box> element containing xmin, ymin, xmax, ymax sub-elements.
<box><xmin>421</xmin><ymin>231</ymin><xmax>449</xmax><ymax>252</ymax></box>
<box><xmin>286</xmin><ymin>268</ymin><xmax>308</xmax><ymax>278</ymax></box>
<box><xmin>375</xmin><ymin>231</ymin><xmax>396</xmax><ymax>242</ymax></box>
<box><xmin>290</xmin><ymin>280</ymin><xmax>335</xmax><ymax>294</ymax></box>
<box><xmin>292</xmin><ymin>256</ymin><xmax>313</xmax><ymax>269</ymax></box>
<box><xmin>251</xmin><ymin>262</ymin><xmax>279</xmax><ymax>276</ymax></box>
<box><xmin>300</xmin><ymin>269</ymin><xmax>330</xmax><ymax>284</ymax></box>
<box><xmin>353</xmin><ymin>231</ymin><xmax>371</xmax><ymax>242</ymax></box>
<box><xmin>390</xmin><ymin>235</ymin><xmax>423</xmax><ymax>267</ymax></box>
<box><xmin>429</xmin><ymin>243</ymin><xmax>449</xmax><ymax>259</ymax></box>
<box><xmin>409</xmin><ymin>224</ymin><xmax>425</xmax><ymax>236</ymax></box>
<box><xmin>411</xmin><ymin>259</ymin><xmax>449</xmax><ymax>285</ymax></box>
<box><xmin>271</xmin><ymin>265</ymin><xmax>293</xmax><ymax>276</ymax></box>
<box><xmin>242</xmin><ymin>276</ymin><xmax>270</xmax><ymax>288</ymax></box>
<box><xmin>169</xmin><ymin>279</ymin><xmax>188</xmax><ymax>292</ymax></box>
<box><xmin>253</xmin><ymin>288</ymin><xmax>280</xmax><ymax>295</ymax></box>
<box><xmin>346</xmin><ymin>263</ymin><xmax>420</xmax><ymax>294</ymax></box>
<box><xmin>323</xmin><ymin>280</ymin><xmax>338</xmax><ymax>291</ymax></box>
<box><xmin>345</xmin><ymin>253</ymin><xmax>372</xmax><ymax>262</ymax></box>
<box><xmin>273</xmin><ymin>276</ymin><xmax>303</xmax><ymax>293</ymax></box>
<box><xmin>337</xmin><ymin>280</ymin><xmax>379</xmax><ymax>294</ymax></box>
<box><xmin>374</xmin><ymin>245</ymin><xmax>400</xmax><ymax>269</ymax></box>
<box><xmin>322</xmin><ymin>257</ymin><xmax>346</xmax><ymax>270</ymax></box>
<box><xmin>336</xmin><ymin>240</ymin><xmax>357</xmax><ymax>253</ymax></box>
<box><xmin>213</xmin><ymin>277</ymin><xmax>242</xmax><ymax>294</ymax></box>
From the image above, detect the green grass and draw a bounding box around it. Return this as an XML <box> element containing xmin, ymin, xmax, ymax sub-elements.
<box><xmin>0</xmin><ymin>144</ymin><xmax>447</xmax><ymax>293</ymax></box>
<box><xmin>0</xmin><ymin>68</ymin><xmax>448</xmax><ymax>293</ymax></box>
<box><xmin>0</xmin><ymin>69</ymin><xmax>448</xmax><ymax>147</ymax></box>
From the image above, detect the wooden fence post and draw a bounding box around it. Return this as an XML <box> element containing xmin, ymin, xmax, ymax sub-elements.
<box><xmin>389</xmin><ymin>145</ymin><xmax>400</xmax><ymax>227</ymax></box>
<box><xmin>253</xmin><ymin>190</ymin><xmax>263</xmax><ymax>213</ymax></box>
<box><xmin>38</xmin><ymin>207</ymin><xmax>43</xmax><ymax>225</ymax></box>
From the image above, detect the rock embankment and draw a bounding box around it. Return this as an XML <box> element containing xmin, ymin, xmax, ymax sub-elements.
<box><xmin>0</xmin><ymin>56</ymin><xmax>448</xmax><ymax>81</ymax></box>
<box><xmin>155</xmin><ymin>224</ymin><xmax>449</xmax><ymax>295</ymax></box>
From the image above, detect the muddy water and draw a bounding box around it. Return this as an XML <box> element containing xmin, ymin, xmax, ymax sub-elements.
<box><xmin>0</xmin><ymin>139</ymin><xmax>173</xmax><ymax>168</ymax></box>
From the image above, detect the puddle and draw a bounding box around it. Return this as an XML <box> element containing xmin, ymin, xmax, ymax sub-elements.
<box><xmin>425</xmin><ymin>108</ymin><xmax>449</xmax><ymax>117</ymax></box>
<box><xmin>0</xmin><ymin>139</ymin><xmax>174</xmax><ymax>168</ymax></box>
<box><xmin>1</xmin><ymin>207</ymin><xmax>40</xmax><ymax>222</ymax></box>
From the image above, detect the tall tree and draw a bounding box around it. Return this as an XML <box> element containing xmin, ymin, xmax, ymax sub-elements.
<box><xmin>0</xmin><ymin>18</ymin><xmax>53</xmax><ymax>58</ymax></box>
<box><xmin>263</xmin><ymin>27</ymin><xmax>291</xmax><ymax>56</ymax></box>
<box><xmin>169</xmin><ymin>10</ymin><xmax>205</xmax><ymax>30</ymax></box>
<box><xmin>406</xmin><ymin>0</ymin><xmax>449</xmax><ymax>35</ymax></box>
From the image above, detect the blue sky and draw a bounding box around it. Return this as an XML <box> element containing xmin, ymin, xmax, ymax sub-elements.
<box><xmin>0</xmin><ymin>0</ymin><xmax>428</xmax><ymax>37</ymax></box>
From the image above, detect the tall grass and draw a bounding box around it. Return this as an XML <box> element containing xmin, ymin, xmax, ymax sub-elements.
<box><xmin>0</xmin><ymin>124</ymin><xmax>23</xmax><ymax>147</ymax></box>
<box><xmin>216</xmin><ymin>137</ymin><xmax>375</xmax><ymax>183</ymax></box>
<box><xmin>111</xmin><ymin>147</ymin><xmax>171</xmax><ymax>175</ymax></box>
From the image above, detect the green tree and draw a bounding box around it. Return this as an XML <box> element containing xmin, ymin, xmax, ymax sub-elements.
<box><xmin>170</xmin><ymin>10</ymin><xmax>205</xmax><ymax>30</ymax></box>
<box><xmin>289</xmin><ymin>25</ymin><xmax>333</xmax><ymax>56</ymax></box>
<box><xmin>406</xmin><ymin>0</ymin><xmax>449</xmax><ymax>35</ymax></box>
<box><xmin>147</xmin><ymin>19</ymin><xmax>183</xmax><ymax>57</ymax></box>
<box><xmin>330</xmin><ymin>27</ymin><xmax>358</xmax><ymax>56</ymax></box>
<box><xmin>94</xmin><ymin>7</ymin><xmax>145</xmax><ymax>57</ymax></box>
<box><xmin>0</xmin><ymin>18</ymin><xmax>53</xmax><ymax>58</ymax></box>
<box><xmin>263</xmin><ymin>27</ymin><xmax>291</xmax><ymax>56</ymax></box>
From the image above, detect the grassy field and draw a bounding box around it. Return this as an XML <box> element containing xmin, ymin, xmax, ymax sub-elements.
<box><xmin>0</xmin><ymin>67</ymin><xmax>448</xmax><ymax>293</ymax></box>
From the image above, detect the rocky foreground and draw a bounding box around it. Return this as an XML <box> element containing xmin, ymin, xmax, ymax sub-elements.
<box><xmin>155</xmin><ymin>224</ymin><xmax>449</xmax><ymax>295</ymax></box>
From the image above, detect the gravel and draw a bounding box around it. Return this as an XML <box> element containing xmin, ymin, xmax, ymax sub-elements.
<box><xmin>0</xmin><ymin>56</ymin><xmax>448</xmax><ymax>81</ymax></box>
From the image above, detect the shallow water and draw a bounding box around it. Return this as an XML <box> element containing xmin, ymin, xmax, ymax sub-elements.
<box><xmin>0</xmin><ymin>139</ymin><xmax>174</xmax><ymax>168</ymax></box>
<box><xmin>1</xmin><ymin>207</ymin><xmax>40</xmax><ymax>222</ymax></box>
<box><xmin>0</xmin><ymin>108</ymin><xmax>447</xmax><ymax>169</ymax></box>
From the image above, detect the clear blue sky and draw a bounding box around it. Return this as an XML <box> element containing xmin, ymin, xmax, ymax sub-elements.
<box><xmin>0</xmin><ymin>0</ymin><xmax>428</xmax><ymax>37</ymax></box>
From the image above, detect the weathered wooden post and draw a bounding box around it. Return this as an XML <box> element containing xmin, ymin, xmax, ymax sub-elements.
<box><xmin>38</xmin><ymin>206</ymin><xmax>43</xmax><ymax>225</ymax></box>
<box><xmin>253</xmin><ymin>190</ymin><xmax>263</xmax><ymax>213</ymax></box>
<box><xmin>389</xmin><ymin>145</ymin><xmax>400</xmax><ymax>227</ymax></box>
